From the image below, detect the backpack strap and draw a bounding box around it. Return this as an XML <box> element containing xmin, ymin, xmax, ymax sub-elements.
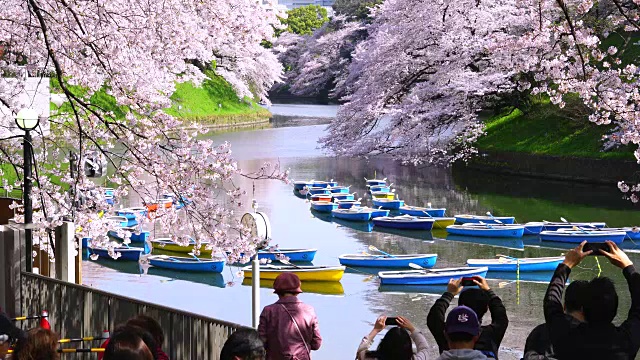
<box><xmin>280</xmin><ymin>304</ymin><xmax>310</xmax><ymax>354</ymax></box>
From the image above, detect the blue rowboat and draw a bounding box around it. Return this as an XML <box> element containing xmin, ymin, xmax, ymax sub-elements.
<box><xmin>601</xmin><ymin>227</ymin><xmax>640</xmax><ymax>241</ymax></box>
<box><xmin>149</xmin><ymin>255</ymin><xmax>225</xmax><ymax>272</ymax></box>
<box><xmin>106</xmin><ymin>215</ymin><xmax>129</xmax><ymax>228</ymax></box>
<box><xmin>378</xmin><ymin>266</ymin><xmax>489</xmax><ymax>285</ymax></box>
<box><xmin>103</xmin><ymin>187</ymin><xmax>115</xmax><ymax>196</ymax></box>
<box><xmin>336</xmin><ymin>200</ymin><xmax>361</xmax><ymax>209</ymax></box>
<box><xmin>105</xmin><ymin>195</ymin><xmax>115</xmax><ymax>205</ymax></box>
<box><xmin>311</xmin><ymin>181</ymin><xmax>338</xmax><ymax>188</ymax></box>
<box><xmin>373</xmin><ymin>216</ymin><xmax>434</xmax><ymax>230</ymax></box>
<box><xmin>369</xmin><ymin>185</ymin><xmax>390</xmax><ymax>192</ymax></box>
<box><xmin>523</xmin><ymin>222</ymin><xmax>544</xmax><ymax>235</ymax></box>
<box><xmin>363</xmin><ymin>207</ymin><xmax>391</xmax><ymax>218</ymax></box>
<box><xmin>89</xmin><ymin>246</ymin><xmax>147</xmax><ymax>261</ymax></box>
<box><xmin>293</xmin><ymin>181</ymin><xmax>312</xmax><ymax>191</ymax></box>
<box><xmin>258</xmin><ymin>248</ymin><xmax>317</xmax><ymax>262</ymax></box>
<box><xmin>339</xmin><ymin>254</ymin><xmax>437</xmax><ymax>268</ymax></box>
<box><xmin>372</xmin><ymin>198</ymin><xmax>405</xmax><ymax>210</ymax></box>
<box><xmin>310</xmin><ymin>201</ymin><xmax>338</xmax><ymax>213</ymax></box>
<box><xmin>399</xmin><ymin>206</ymin><xmax>446</xmax><ymax>217</ymax></box>
<box><xmin>331</xmin><ymin>193</ymin><xmax>355</xmax><ymax>201</ymax></box>
<box><xmin>541</xmin><ymin>221</ymin><xmax>605</xmax><ymax>231</ymax></box>
<box><xmin>115</xmin><ymin>207</ymin><xmax>148</xmax><ymax>220</ymax></box>
<box><xmin>108</xmin><ymin>228</ymin><xmax>151</xmax><ymax>243</ymax></box>
<box><xmin>332</xmin><ymin>208</ymin><xmax>372</xmax><ymax>222</ymax></box>
<box><xmin>540</xmin><ymin>230</ymin><xmax>626</xmax><ymax>244</ymax></box>
<box><xmin>365</xmin><ymin>179</ymin><xmax>387</xmax><ymax>186</ymax></box>
<box><xmin>329</xmin><ymin>186</ymin><xmax>350</xmax><ymax>194</ymax></box>
<box><xmin>455</xmin><ymin>215</ymin><xmax>515</xmax><ymax>224</ymax></box>
<box><xmin>307</xmin><ymin>187</ymin><xmax>331</xmax><ymax>195</ymax></box>
<box><xmin>447</xmin><ymin>224</ymin><xmax>524</xmax><ymax>238</ymax></box>
<box><xmin>81</xmin><ymin>237</ymin><xmax>90</xmax><ymax>249</ymax></box>
<box><xmin>466</xmin><ymin>256</ymin><xmax>564</xmax><ymax>272</ymax></box>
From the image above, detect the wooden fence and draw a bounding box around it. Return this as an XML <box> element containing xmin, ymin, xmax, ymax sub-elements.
<box><xmin>20</xmin><ymin>272</ymin><xmax>249</xmax><ymax>359</ymax></box>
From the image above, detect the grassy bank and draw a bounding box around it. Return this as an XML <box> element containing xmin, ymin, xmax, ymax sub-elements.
<box><xmin>165</xmin><ymin>70</ymin><xmax>271</xmax><ymax>125</ymax></box>
<box><xmin>476</xmin><ymin>99</ymin><xmax>636</xmax><ymax>160</ymax></box>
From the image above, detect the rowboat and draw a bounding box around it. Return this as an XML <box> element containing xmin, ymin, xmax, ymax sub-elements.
<box><xmin>107</xmin><ymin>228</ymin><xmax>151</xmax><ymax>243</ymax></box>
<box><xmin>146</xmin><ymin>198</ymin><xmax>173</xmax><ymax>212</ymax></box>
<box><xmin>466</xmin><ymin>256</ymin><xmax>564</xmax><ymax>272</ymax></box>
<box><xmin>149</xmin><ymin>255</ymin><xmax>225</xmax><ymax>273</ymax></box>
<box><xmin>366</xmin><ymin>207</ymin><xmax>391</xmax><ymax>218</ymax></box>
<box><xmin>148</xmin><ymin>267</ymin><xmax>225</xmax><ymax>288</ymax></box>
<box><xmin>242</xmin><ymin>278</ymin><xmax>345</xmax><ymax>296</ymax></box>
<box><xmin>399</xmin><ymin>206</ymin><xmax>446</xmax><ymax>217</ymax></box>
<box><xmin>338</xmin><ymin>254</ymin><xmax>437</xmax><ymax>268</ymax></box>
<box><xmin>331</xmin><ymin>193</ymin><xmax>355</xmax><ymax>201</ymax></box>
<box><xmin>371</xmin><ymin>192</ymin><xmax>396</xmax><ymax>200</ymax></box>
<box><xmin>160</xmin><ymin>193</ymin><xmax>190</xmax><ymax>210</ymax></box>
<box><xmin>311</xmin><ymin>181</ymin><xmax>338</xmax><ymax>188</ymax></box>
<box><xmin>539</xmin><ymin>230</ymin><xmax>626</xmax><ymax>244</ymax></box>
<box><xmin>105</xmin><ymin>195</ymin><xmax>115</xmax><ymax>205</ymax></box>
<box><xmin>103</xmin><ymin>187</ymin><xmax>115</xmax><ymax>196</ymax></box>
<box><xmin>600</xmin><ymin>227</ymin><xmax>640</xmax><ymax>240</ymax></box>
<box><xmin>242</xmin><ymin>265</ymin><xmax>346</xmax><ymax>282</ymax></box>
<box><xmin>455</xmin><ymin>215</ymin><xmax>515</xmax><ymax>225</ymax></box>
<box><xmin>372</xmin><ymin>198</ymin><xmax>405</xmax><ymax>210</ymax></box>
<box><xmin>541</xmin><ymin>221</ymin><xmax>605</xmax><ymax>231</ymax></box>
<box><xmin>309</xmin><ymin>193</ymin><xmax>332</xmax><ymax>202</ymax></box>
<box><xmin>431</xmin><ymin>217</ymin><xmax>456</xmax><ymax>230</ymax></box>
<box><xmin>310</xmin><ymin>201</ymin><xmax>338</xmax><ymax>213</ymax></box>
<box><xmin>328</xmin><ymin>186</ymin><xmax>350</xmax><ymax>194</ymax></box>
<box><xmin>89</xmin><ymin>245</ymin><xmax>148</xmax><ymax>261</ymax></box>
<box><xmin>335</xmin><ymin>200</ymin><xmax>361</xmax><ymax>209</ymax></box>
<box><xmin>332</xmin><ymin>208</ymin><xmax>372</xmax><ymax>221</ymax></box>
<box><xmin>151</xmin><ymin>238</ymin><xmax>213</xmax><ymax>255</ymax></box>
<box><xmin>106</xmin><ymin>215</ymin><xmax>129</xmax><ymax>228</ymax></box>
<box><xmin>115</xmin><ymin>207</ymin><xmax>148</xmax><ymax>220</ymax></box>
<box><xmin>461</xmin><ymin>222</ymin><xmax>544</xmax><ymax>235</ymax></box>
<box><xmin>373</xmin><ymin>216</ymin><xmax>434</xmax><ymax>230</ymax></box>
<box><xmin>365</xmin><ymin>179</ymin><xmax>387</xmax><ymax>186</ymax></box>
<box><xmin>293</xmin><ymin>181</ymin><xmax>312</xmax><ymax>191</ymax></box>
<box><xmin>258</xmin><ymin>248</ymin><xmax>317</xmax><ymax>262</ymax></box>
<box><xmin>369</xmin><ymin>185</ymin><xmax>390</xmax><ymax>192</ymax></box>
<box><xmin>378</xmin><ymin>267</ymin><xmax>489</xmax><ymax>285</ymax></box>
<box><xmin>446</xmin><ymin>224</ymin><xmax>524</xmax><ymax>238</ymax></box>
<box><xmin>307</xmin><ymin>187</ymin><xmax>331</xmax><ymax>195</ymax></box>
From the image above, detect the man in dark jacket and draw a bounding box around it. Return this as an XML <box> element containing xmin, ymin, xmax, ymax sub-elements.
<box><xmin>544</xmin><ymin>240</ymin><xmax>640</xmax><ymax>360</ymax></box>
<box><xmin>428</xmin><ymin>276</ymin><xmax>508</xmax><ymax>359</ymax></box>
<box><xmin>522</xmin><ymin>280</ymin><xmax>587</xmax><ymax>359</ymax></box>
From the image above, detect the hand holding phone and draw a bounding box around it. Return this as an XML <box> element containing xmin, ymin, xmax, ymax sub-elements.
<box><xmin>461</xmin><ymin>277</ymin><xmax>478</xmax><ymax>287</ymax></box>
<box><xmin>385</xmin><ymin>317</ymin><xmax>398</xmax><ymax>326</ymax></box>
<box><xmin>583</xmin><ymin>242</ymin><xmax>610</xmax><ymax>256</ymax></box>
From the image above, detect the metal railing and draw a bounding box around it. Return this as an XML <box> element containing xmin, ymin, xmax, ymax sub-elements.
<box><xmin>20</xmin><ymin>272</ymin><xmax>249</xmax><ymax>359</ymax></box>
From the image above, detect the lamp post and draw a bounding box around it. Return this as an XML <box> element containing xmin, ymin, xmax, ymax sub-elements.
<box><xmin>15</xmin><ymin>108</ymin><xmax>40</xmax><ymax>272</ymax></box>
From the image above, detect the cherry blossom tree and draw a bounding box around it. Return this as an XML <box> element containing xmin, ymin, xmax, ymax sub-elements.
<box><xmin>0</xmin><ymin>0</ymin><xmax>286</xmax><ymax>261</ymax></box>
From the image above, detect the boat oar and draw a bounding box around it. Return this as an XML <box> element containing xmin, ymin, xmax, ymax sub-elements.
<box><xmin>279</xmin><ymin>258</ymin><xmax>302</xmax><ymax>269</ymax></box>
<box><xmin>479</xmin><ymin>221</ymin><xmax>494</xmax><ymax>229</ymax></box>
<box><xmin>368</xmin><ymin>245</ymin><xmax>397</xmax><ymax>258</ymax></box>
<box><xmin>486</xmin><ymin>212</ymin><xmax>504</xmax><ymax>225</ymax></box>
<box><xmin>421</xmin><ymin>211</ymin><xmax>434</xmax><ymax>218</ymax></box>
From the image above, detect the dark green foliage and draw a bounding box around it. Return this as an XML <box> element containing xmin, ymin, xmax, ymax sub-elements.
<box><xmin>332</xmin><ymin>0</ymin><xmax>382</xmax><ymax>19</ymax></box>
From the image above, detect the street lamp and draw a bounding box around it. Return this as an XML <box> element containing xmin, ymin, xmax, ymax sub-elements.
<box><xmin>15</xmin><ymin>108</ymin><xmax>40</xmax><ymax>273</ymax></box>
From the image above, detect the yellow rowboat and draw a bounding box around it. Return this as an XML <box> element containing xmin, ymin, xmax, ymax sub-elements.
<box><xmin>371</xmin><ymin>192</ymin><xmax>395</xmax><ymax>199</ymax></box>
<box><xmin>150</xmin><ymin>238</ymin><xmax>212</xmax><ymax>255</ymax></box>
<box><xmin>241</xmin><ymin>278</ymin><xmax>345</xmax><ymax>296</ymax></box>
<box><xmin>242</xmin><ymin>265</ymin><xmax>345</xmax><ymax>282</ymax></box>
<box><xmin>432</xmin><ymin>217</ymin><xmax>456</xmax><ymax>230</ymax></box>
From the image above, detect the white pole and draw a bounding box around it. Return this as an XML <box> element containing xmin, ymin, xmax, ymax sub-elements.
<box><xmin>252</xmin><ymin>257</ymin><xmax>260</xmax><ymax>329</ymax></box>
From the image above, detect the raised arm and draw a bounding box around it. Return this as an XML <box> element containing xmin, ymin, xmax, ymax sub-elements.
<box><xmin>601</xmin><ymin>241</ymin><xmax>640</xmax><ymax>351</ymax></box>
<box><xmin>356</xmin><ymin>316</ymin><xmax>385</xmax><ymax>360</ymax></box>
<box><xmin>474</xmin><ymin>276</ymin><xmax>509</xmax><ymax>344</ymax></box>
<box><xmin>427</xmin><ymin>279</ymin><xmax>461</xmax><ymax>353</ymax></box>
<box><xmin>397</xmin><ymin>316</ymin><xmax>429</xmax><ymax>360</ymax></box>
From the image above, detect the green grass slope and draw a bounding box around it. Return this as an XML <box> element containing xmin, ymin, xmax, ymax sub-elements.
<box><xmin>476</xmin><ymin>100</ymin><xmax>635</xmax><ymax>160</ymax></box>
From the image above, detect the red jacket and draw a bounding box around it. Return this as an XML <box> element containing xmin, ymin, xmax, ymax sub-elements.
<box><xmin>258</xmin><ymin>296</ymin><xmax>322</xmax><ymax>360</ymax></box>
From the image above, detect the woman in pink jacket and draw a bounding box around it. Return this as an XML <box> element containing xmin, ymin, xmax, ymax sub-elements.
<box><xmin>258</xmin><ymin>273</ymin><xmax>322</xmax><ymax>360</ymax></box>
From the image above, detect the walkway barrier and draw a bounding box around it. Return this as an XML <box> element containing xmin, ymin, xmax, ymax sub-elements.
<box><xmin>21</xmin><ymin>272</ymin><xmax>248</xmax><ymax>359</ymax></box>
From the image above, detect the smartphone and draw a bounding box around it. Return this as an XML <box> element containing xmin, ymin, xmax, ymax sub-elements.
<box><xmin>385</xmin><ymin>317</ymin><xmax>398</xmax><ymax>326</ymax></box>
<box><xmin>461</xmin><ymin>277</ymin><xmax>478</xmax><ymax>286</ymax></box>
<box><xmin>583</xmin><ymin>242</ymin><xmax>610</xmax><ymax>255</ymax></box>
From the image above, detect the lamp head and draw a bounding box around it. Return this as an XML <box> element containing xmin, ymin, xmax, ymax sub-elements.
<box><xmin>15</xmin><ymin>108</ymin><xmax>40</xmax><ymax>130</ymax></box>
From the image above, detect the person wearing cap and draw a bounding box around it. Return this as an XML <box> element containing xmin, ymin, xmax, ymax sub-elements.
<box><xmin>257</xmin><ymin>273</ymin><xmax>321</xmax><ymax>360</ymax></box>
<box><xmin>0</xmin><ymin>310</ymin><xmax>27</xmax><ymax>351</ymax></box>
<box><xmin>436</xmin><ymin>306</ymin><xmax>487</xmax><ymax>360</ymax></box>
